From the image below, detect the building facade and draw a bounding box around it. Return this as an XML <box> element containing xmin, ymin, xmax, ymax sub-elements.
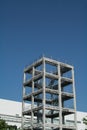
<box><xmin>0</xmin><ymin>98</ymin><xmax>21</xmax><ymax>128</ymax></box>
<box><xmin>0</xmin><ymin>98</ymin><xmax>87</xmax><ymax>130</ymax></box>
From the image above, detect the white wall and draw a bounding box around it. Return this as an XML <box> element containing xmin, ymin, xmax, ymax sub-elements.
<box><xmin>0</xmin><ymin>98</ymin><xmax>87</xmax><ymax>129</ymax></box>
<box><xmin>77</xmin><ymin>111</ymin><xmax>87</xmax><ymax>130</ymax></box>
<box><xmin>0</xmin><ymin>98</ymin><xmax>22</xmax><ymax>116</ymax></box>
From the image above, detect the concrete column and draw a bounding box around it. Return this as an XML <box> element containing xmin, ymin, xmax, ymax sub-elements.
<box><xmin>51</xmin><ymin>93</ymin><xmax>53</xmax><ymax>130</ymax></box>
<box><xmin>51</xmin><ymin>93</ymin><xmax>53</xmax><ymax>124</ymax></box>
<box><xmin>23</xmin><ymin>72</ymin><xmax>26</xmax><ymax>96</ymax></box>
<box><xmin>58</xmin><ymin>64</ymin><xmax>62</xmax><ymax>130</ymax></box>
<box><xmin>72</xmin><ymin>67</ymin><xmax>77</xmax><ymax>130</ymax></box>
<box><xmin>22</xmin><ymin>72</ymin><xmax>26</xmax><ymax>129</ymax></box>
<box><xmin>42</xmin><ymin>58</ymin><xmax>46</xmax><ymax>130</ymax></box>
<box><xmin>31</xmin><ymin>67</ymin><xmax>34</xmax><ymax>128</ymax></box>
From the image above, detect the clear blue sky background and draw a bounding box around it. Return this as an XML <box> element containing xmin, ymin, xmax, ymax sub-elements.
<box><xmin>0</xmin><ymin>0</ymin><xmax>87</xmax><ymax>112</ymax></box>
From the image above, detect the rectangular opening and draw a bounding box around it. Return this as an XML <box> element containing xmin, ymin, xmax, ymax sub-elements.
<box><xmin>46</xmin><ymin>63</ymin><xmax>58</xmax><ymax>75</ymax></box>
<box><xmin>35</xmin><ymin>64</ymin><xmax>43</xmax><ymax>71</ymax></box>
<box><xmin>23</xmin><ymin>115</ymin><xmax>31</xmax><ymax>128</ymax></box>
<box><xmin>60</xmin><ymin>65</ymin><xmax>72</xmax><ymax>78</ymax></box>
<box><xmin>62</xmin><ymin>98</ymin><xmax>74</xmax><ymax>109</ymax></box>
<box><xmin>34</xmin><ymin>78</ymin><xmax>43</xmax><ymax>91</ymax></box>
<box><xmin>25</xmin><ymin>72</ymin><xmax>32</xmax><ymax>81</ymax></box>
<box><xmin>23</xmin><ymin>100</ymin><xmax>31</xmax><ymax>112</ymax></box>
<box><xmin>45</xmin><ymin>109</ymin><xmax>59</xmax><ymax>125</ymax></box>
<box><xmin>62</xmin><ymin>70</ymin><xmax>72</xmax><ymax>79</ymax></box>
<box><xmin>62</xmin><ymin>84</ymin><xmax>73</xmax><ymax>93</ymax></box>
<box><xmin>53</xmin><ymin>117</ymin><xmax>59</xmax><ymax>124</ymax></box>
<box><xmin>46</xmin><ymin>92</ymin><xmax>59</xmax><ymax>107</ymax></box>
<box><xmin>34</xmin><ymin>93</ymin><xmax>43</xmax><ymax>106</ymax></box>
<box><xmin>25</xmin><ymin>86</ymin><xmax>32</xmax><ymax>95</ymax></box>
<box><xmin>65</xmin><ymin>114</ymin><xmax>75</xmax><ymax>126</ymax></box>
<box><xmin>36</xmin><ymin>109</ymin><xmax>43</xmax><ymax>123</ymax></box>
<box><xmin>46</xmin><ymin>77</ymin><xmax>58</xmax><ymax>90</ymax></box>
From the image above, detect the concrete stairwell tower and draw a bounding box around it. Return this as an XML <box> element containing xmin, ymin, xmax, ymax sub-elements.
<box><xmin>22</xmin><ymin>57</ymin><xmax>77</xmax><ymax>130</ymax></box>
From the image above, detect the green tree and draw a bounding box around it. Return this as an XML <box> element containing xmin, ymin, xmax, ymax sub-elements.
<box><xmin>8</xmin><ymin>125</ymin><xmax>17</xmax><ymax>130</ymax></box>
<box><xmin>83</xmin><ymin>116</ymin><xmax>87</xmax><ymax>125</ymax></box>
<box><xmin>83</xmin><ymin>116</ymin><xmax>87</xmax><ymax>130</ymax></box>
<box><xmin>0</xmin><ymin>119</ymin><xmax>8</xmax><ymax>130</ymax></box>
<box><xmin>0</xmin><ymin>119</ymin><xmax>17</xmax><ymax>130</ymax></box>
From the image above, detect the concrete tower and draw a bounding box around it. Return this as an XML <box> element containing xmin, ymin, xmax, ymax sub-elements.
<box><xmin>22</xmin><ymin>57</ymin><xmax>77</xmax><ymax>130</ymax></box>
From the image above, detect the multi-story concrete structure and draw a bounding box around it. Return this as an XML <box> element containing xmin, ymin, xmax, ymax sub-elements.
<box><xmin>0</xmin><ymin>98</ymin><xmax>87</xmax><ymax>130</ymax></box>
<box><xmin>22</xmin><ymin>57</ymin><xmax>77</xmax><ymax>130</ymax></box>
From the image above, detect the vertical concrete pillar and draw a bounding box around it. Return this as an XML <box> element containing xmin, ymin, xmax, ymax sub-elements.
<box><xmin>22</xmin><ymin>72</ymin><xmax>26</xmax><ymax>129</ymax></box>
<box><xmin>43</xmin><ymin>57</ymin><xmax>46</xmax><ymax>130</ymax></box>
<box><xmin>58</xmin><ymin>63</ymin><xmax>62</xmax><ymax>130</ymax></box>
<box><xmin>31</xmin><ymin>67</ymin><xmax>34</xmax><ymax>128</ymax></box>
<box><xmin>72</xmin><ymin>67</ymin><xmax>77</xmax><ymax>130</ymax></box>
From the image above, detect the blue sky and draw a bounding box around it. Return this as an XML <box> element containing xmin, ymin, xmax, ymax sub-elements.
<box><xmin>0</xmin><ymin>0</ymin><xmax>87</xmax><ymax>112</ymax></box>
